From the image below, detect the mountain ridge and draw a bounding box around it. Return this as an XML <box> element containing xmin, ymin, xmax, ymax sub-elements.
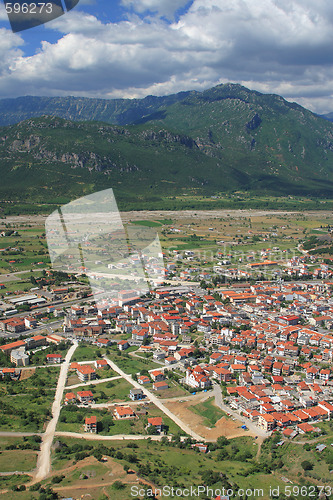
<box><xmin>1</xmin><ymin>83</ymin><xmax>333</xmax><ymax>205</ymax></box>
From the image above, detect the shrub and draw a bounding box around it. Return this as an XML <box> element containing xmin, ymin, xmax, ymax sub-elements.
<box><xmin>301</xmin><ymin>460</ymin><xmax>313</xmax><ymax>471</ymax></box>
<box><xmin>112</xmin><ymin>480</ymin><xmax>125</xmax><ymax>490</ymax></box>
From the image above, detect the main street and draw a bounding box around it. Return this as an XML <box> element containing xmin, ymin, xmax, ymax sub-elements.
<box><xmin>34</xmin><ymin>341</ymin><xmax>78</xmax><ymax>481</ymax></box>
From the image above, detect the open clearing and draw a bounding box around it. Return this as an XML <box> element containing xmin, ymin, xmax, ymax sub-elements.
<box><xmin>165</xmin><ymin>394</ymin><xmax>252</xmax><ymax>440</ymax></box>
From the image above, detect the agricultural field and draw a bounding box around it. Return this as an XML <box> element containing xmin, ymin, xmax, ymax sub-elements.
<box><xmin>0</xmin><ymin>219</ymin><xmax>49</xmax><ymax>275</ymax></box>
<box><xmin>1</xmin><ymin>209</ymin><xmax>333</xmax><ymax>278</ymax></box>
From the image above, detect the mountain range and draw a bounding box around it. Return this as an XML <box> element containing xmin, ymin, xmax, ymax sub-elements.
<box><xmin>1</xmin><ymin>83</ymin><xmax>333</xmax><ymax>207</ymax></box>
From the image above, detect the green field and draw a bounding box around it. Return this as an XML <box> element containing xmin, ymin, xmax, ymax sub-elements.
<box><xmin>0</xmin><ymin>367</ymin><xmax>59</xmax><ymax>432</ymax></box>
<box><xmin>130</xmin><ymin>220</ymin><xmax>163</xmax><ymax>227</ymax></box>
<box><xmin>71</xmin><ymin>344</ymin><xmax>109</xmax><ymax>362</ymax></box>
<box><xmin>0</xmin><ymin>224</ymin><xmax>50</xmax><ymax>274</ymax></box>
<box><xmin>66</xmin><ymin>378</ymin><xmax>133</xmax><ymax>403</ymax></box>
<box><xmin>0</xmin><ymin>450</ymin><xmax>37</xmax><ymax>473</ymax></box>
<box><xmin>107</xmin><ymin>349</ymin><xmax>161</xmax><ymax>375</ymax></box>
<box><xmin>191</xmin><ymin>397</ymin><xmax>230</xmax><ymax>426</ymax></box>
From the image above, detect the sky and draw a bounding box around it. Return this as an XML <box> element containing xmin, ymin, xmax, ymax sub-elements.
<box><xmin>0</xmin><ymin>0</ymin><xmax>333</xmax><ymax>113</ymax></box>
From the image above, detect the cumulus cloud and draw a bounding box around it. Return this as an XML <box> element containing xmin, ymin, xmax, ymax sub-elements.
<box><xmin>120</xmin><ymin>0</ymin><xmax>191</xmax><ymax>20</ymax></box>
<box><xmin>0</xmin><ymin>0</ymin><xmax>333</xmax><ymax>112</ymax></box>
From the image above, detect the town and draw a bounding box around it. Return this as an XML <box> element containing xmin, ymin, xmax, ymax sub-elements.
<box><xmin>0</xmin><ymin>210</ymin><xmax>333</xmax><ymax>498</ymax></box>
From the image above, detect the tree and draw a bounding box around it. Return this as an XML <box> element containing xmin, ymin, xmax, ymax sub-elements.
<box><xmin>216</xmin><ymin>435</ymin><xmax>228</xmax><ymax>448</ymax></box>
<box><xmin>301</xmin><ymin>460</ymin><xmax>313</xmax><ymax>471</ymax></box>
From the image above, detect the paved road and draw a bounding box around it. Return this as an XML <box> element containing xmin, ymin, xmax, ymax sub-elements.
<box><xmin>65</xmin><ymin>375</ymin><xmax>122</xmax><ymax>390</ymax></box>
<box><xmin>212</xmin><ymin>383</ymin><xmax>270</xmax><ymax>439</ymax></box>
<box><xmin>35</xmin><ymin>341</ymin><xmax>78</xmax><ymax>481</ymax></box>
<box><xmin>104</xmin><ymin>355</ymin><xmax>205</xmax><ymax>441</ymax></box>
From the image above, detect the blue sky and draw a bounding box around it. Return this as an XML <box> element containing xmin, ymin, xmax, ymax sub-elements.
<box><xmin>0</xmin><ymin>0</ymin><xmax>333</xmax><ymax>113</ymax></box>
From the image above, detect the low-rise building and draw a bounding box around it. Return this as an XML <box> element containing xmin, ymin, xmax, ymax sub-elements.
<box><xmin>77</xmin><ymin>390</ymin><xmax>94</xmax><ymax>404</ymax></box>
<box><xmin>84</xmin><ymin>415</ymin><xmax>97</xmax><ymax>433</ymax></box>
<box><xmin>129</xmin><ymin>388</ymin><xmax>144</xmax><ymax>401</ymax></box>
<box><xmin>76</xmin><ymin>365</ymin><xmax>96</xmax><ymax>382</ymax></box>
<box><xmin>46</xmin><ymin>353</ymin><xmax>63</xmax><ymax>364</ymax></box>
<box><xmin>10</xmin><ymin>348</ymin><xmax>29</xmax><ymax>366</ymax></box>
<box><xmin>147</xmin><ymin>416</ymin><xmax>163</xmax><ymax>433</ymax></box>
<box><xmin>114</xmin><ymin>406</ymin><xmax>136</xmax><ymax>419</ymax></box>
<box><xmin>64</xmin><ymin>392</ymin><xmax>76</xmax><ymax>404</ymax></box>
<box><xmin>153</xmin><ymin>380</ymin><xmax>169</xmax><ymax>391</ymax></box>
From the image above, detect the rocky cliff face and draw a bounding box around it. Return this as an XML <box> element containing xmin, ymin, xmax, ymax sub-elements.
<box><xmin>1</xmin><ymin>84</ymin><xmax>333</xmax><ymax>203</ymax></box>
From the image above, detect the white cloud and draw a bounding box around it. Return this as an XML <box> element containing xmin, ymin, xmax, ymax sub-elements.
<box><xmin>120</xmin><ymin>0</ymin><xmax>190</xmax><ymax>19</ymax></box>
<box><xmin>0</xmin><ymin>0</ymin><xmax>333</xmax><ymax>112</ymax></box>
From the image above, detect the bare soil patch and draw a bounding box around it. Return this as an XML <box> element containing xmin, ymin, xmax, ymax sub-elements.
<box><xmin>165</xmin><ymin>398</ymin><xmax>252</xmax><ymax>440</ymax></box>
<box><xmin>51</xmin><ymin>455</ymin><xmax>148</xmax><ymax>498</ymax></box>
<box><xmin>19</xmin><ymin>368</ymin><xmax>36</xmax><ymax>381</ymax></box>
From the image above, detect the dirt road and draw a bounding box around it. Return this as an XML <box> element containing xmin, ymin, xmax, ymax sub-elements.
<box><xmin>55</xmin><ymin>431</ymin><xmax>169</xmax><ymax>441</ymax></box>
<box><xmin>65</xmin><ymin>375</ymin><xmax>122</xmax><ymax>390</ymax></box>
<box><xmin>34</xmin><ymin>341</ymin><xmax>78</xmax><ymax>481</ymax></box>
<box><xmin>104</xmin><ymin>355</ymin><xmax>205</xmax><ymax>441</ymax></box>
<box><xmin>0</xmin><ymin>432</ymin><xmax>42</xmax><ymax>437</ymax></box>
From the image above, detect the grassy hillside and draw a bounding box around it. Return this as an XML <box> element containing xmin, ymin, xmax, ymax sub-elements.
<box><xmin>1</xmin><ymin>84</ymin><xmax>333</xmax><ymax>208</ymax></box>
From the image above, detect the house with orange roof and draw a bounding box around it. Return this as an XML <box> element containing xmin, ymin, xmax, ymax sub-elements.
<box><xmin>0</xmin><ymin>340</ymin><xmax>25</xmax><ymax>355</ymax></box>
<box><xmin>293</xmin><ymin>409</ymin><xmax>309</xmax><ymax>422</ymax></box>
<box><xmin>147</xmin><ymin>417</ymin><xmax>163</xmax><ymax>433</ymax></box>
<box><xmin>84</xmin><ymin>415</ymin><xmax>97</xmax><ymax>433</ymax></box>
<box><xmin>258</xmin><ymin>413</ymin><xmax>275</xmax><ymax>431</ymax></box>
<box><xmin>138</xmin><ymin>375</ymin><xmax>150</xmax><ymax>385</ymax></box>
<box><xmin>297</xmin><ymin>422</ymin><xmax>314</xmax><ymax>433</ymax></box>
<box><xmin>114</xmin><ymin>406</ymin><xmax>136</xmax><ymax>419</ymax></box>
<box><xmin>46</xmin><ymin>353</ymin><xmax>63</xmax><ymax>364</ymax></box>
<box><xmin>319</xmin><ymin>368</ymin><xmax>330</xmax><ymax>382</ymax></box>
<box><xmin>64</xmin><ymin>392</ymin><xmax>76</xmax><ymax>404</ymax></box>
<box><xmin>150</xmin><ymin>368</ymin><xmax>165</xmax><ymax>379</ymax></box>
<box><xmin>209</xmin><ymin>352</ymin><xmax>223</xmax><ymax>364</ymax></box>
<box><xmin>77</xmin><ymin>390</ymin><xmax>94</xmax><ymax>404</ymax></box>
<box><xmin>76</xmin><ymin>365</ymin><xmax>96</xmax><ymax>382</ymax></box>
<box><xmin>282</xmin><ymin>428</ymin><xmax>298</xmax><ymax>439</ymax></box>
<box><xmin>213</xmin><ymin>367</ymin><xmax>232</xmax><ymax>383</ymax></box>
<box><xmin>318</xmin><ymin>401</ymin><xmax>333</xmax><ymax>417</ymax></box>
<box><xmin>153</xmin><ymin>380</ymin><xmax>169</xmax><ymax>391</ymax></box>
